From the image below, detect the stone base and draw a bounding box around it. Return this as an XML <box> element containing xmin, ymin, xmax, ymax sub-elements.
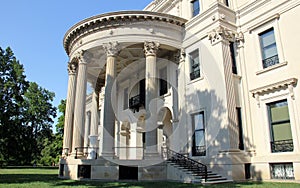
<box><xmin>59</xmin><ymin>157</ymin><xmax>167</xmax><ymax>181</ymax></box>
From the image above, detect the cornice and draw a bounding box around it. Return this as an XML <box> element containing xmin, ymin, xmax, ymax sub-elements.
<box><xmin>63</xmin><ymin>11</ymin><xmax>187</xmax><ymax>55</ymax></box>
<box><xmin>250</xmin><ymin>78</ymin><xmax>297</xmax><ymax>106</ymax></box>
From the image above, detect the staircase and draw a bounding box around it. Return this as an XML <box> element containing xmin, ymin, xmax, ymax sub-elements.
<box><xmin>163</xmin><ymin>147</ymin><xmax>232</xmax><ymax>185</ymax></box>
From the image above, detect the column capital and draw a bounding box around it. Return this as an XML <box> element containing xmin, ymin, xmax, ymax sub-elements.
<box><xmin>67</xmin><ymin>61</ymin><xmax>78</xmax><ymax>75</ymax></box>
<box><xmin>208</xmin><ymin>26</ymin><xmax>238</xmax><ymax>45</ymax></box>
<box><xmin>74</xmin><ymin>50</ymin><xmax>93</xmax><ymax>64</ymax></box>
<box><xmin>103</xmin><ymin>42</ymin><xmax>120</xmax><ymax>57</ymax></box>
<box><xmin>144</xmin><ymin>41</ymin><xmax>160</xmax><ymax>57</ymax></box>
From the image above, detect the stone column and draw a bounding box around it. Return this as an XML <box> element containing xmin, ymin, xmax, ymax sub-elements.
<box><xmin>101</xmin><ymin>42</ymin><xmax>120</xmax><ymax>157</ymax></box>
<box><xmin>72</xmin><ymin>51</ymin><xmax>88</xmax><ymax>157</ymax></box>
<box><xmin>90</xmin><ymin>91</ymin><xmax>99</xmax><ymax>137</ymax></box>
<box><xmin>83</xmin><ymin>111</ymin><xmax>91</xmax><ymax>152</ymax></box>
<box><xmin>144</xmin><ymin>41</ymin><xmax>160</xmax><ymax>157</ymax></box>
<box><xmin>62</xmin><ymin>61</ymin><xmax>78</xmax><ymax>156</ymax></box>
<box><xmin>89</xmin><ymin>90</ymin><xmax>99</xmax><ymax>157</ymax></box>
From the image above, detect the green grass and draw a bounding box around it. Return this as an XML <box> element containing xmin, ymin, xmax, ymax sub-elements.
<box><xmin>0</xmin><ymin>168</ymin><xmax>299</xmax><ymax>187</ymax></box>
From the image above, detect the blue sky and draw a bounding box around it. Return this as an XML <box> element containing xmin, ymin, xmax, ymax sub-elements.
<box><xmin>0</xmin><ymin>0</ymin><xmax>152</xmax><ymax>125</ymax></box>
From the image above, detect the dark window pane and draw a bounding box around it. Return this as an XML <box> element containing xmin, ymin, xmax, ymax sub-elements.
<box><xmin>259</xmin><ymin>28</ymin><xmax>279</xmax><ymax>68</ymax></box>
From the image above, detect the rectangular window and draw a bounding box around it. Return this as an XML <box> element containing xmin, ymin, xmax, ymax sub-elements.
<box><xmin>267</xmin><ymin>100</ymin><xmax>293</xmax><ymax>153</ymax></box>
<box><xmin>270</xmin><ymin>163</ymin><xmax>294</xmax><ymax>179</ymax></box>
<box><xmin>192</xmin><ymin>0</ymin><xmax>200</xmax><ymax>17</ymax></box>
<box><xmin>159</xmin><ymin>67</ymin><xmax>168</xmax><ymax>96</ymax></box>
<box><xmin>189</xmin><ymin>49</ymin><xmax>200</xmax><ymax>80</ymax></box>
<box><xmin>230</xmin><ymin>42</ymin><xmax>237</xmax><ymax>74</ymax></box>
<box><xmin>259</xmin><ymin>28</ymin><xmax>279</xmax><ymax>68</ymax></box>
<box><xmin>123</xmin><ymin>88</ymin><xmax>128</xmax><ymax>110</ymax></box>
<box><xmin>192</xmin><ymin>112</ymin><xmax>206</xmax><ymax>156</ymax></box>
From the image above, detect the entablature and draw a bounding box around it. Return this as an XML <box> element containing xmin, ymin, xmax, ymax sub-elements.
<box><xmin>64</xmin><ymin>11</ymin><xmax>187</xmax><ymax>55</ymax></box>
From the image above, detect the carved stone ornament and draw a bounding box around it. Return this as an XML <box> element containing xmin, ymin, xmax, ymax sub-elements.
<box><xmin>174</xmin><ymin>48</ymin><xmax>186</xmax><ymax>63</ymax></box>
<box><xmin>67</xmin><ymin>61</ymin><xmax>78</xmax><ymax>75</ymax></box>
<box><xmin>144</xmin><ymin>41</ymin><xmax>160</xmax><ymax>56</ymax></box>
<box><xmin>103</xmin><ymin>42</ymin><xmax>120</xmax><ymax>57</ymax></box>
<box><xmin>208</xmin><ymin>26</ymin><xmax>237</xmax><ymax>44</ymax></box>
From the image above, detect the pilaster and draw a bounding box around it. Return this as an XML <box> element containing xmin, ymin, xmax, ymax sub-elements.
<box><xmin>208</xmin><ymin>26</ymin><xmax>239</xmax><ymax>150</ymax></box>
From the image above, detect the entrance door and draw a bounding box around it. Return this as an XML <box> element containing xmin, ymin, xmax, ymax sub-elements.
<box><xmin>119</xmin><ymin>165</ymin><xmax>138</xmax><ymax>180</ymax></box>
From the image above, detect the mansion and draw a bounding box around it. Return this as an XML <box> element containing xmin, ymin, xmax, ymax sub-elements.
<box><xmin>59</xmin><ymin>0</ymin><xmax>300</xmax><ymax>183</ymax></box>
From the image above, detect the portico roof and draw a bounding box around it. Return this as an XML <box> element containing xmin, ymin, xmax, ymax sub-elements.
<box><xmin>63</xmin><ymin>11</ymin><xmax>187</xmax><ymax>55</ymax></box>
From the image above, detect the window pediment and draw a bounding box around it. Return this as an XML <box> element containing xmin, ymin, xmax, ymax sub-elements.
<box><xmin>250</xmin><ymin>78</ymin><xmax>297</xmax><ymax>106</ymax></box>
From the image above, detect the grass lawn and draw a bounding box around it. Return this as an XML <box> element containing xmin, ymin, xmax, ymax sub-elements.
<box><xmin>0</xmin><ymin>168</ymin><xmax>300</xmax><ymax>188</ymax></box>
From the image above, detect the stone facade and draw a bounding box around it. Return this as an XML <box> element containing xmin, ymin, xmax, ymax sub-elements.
<box><xmin>60</xmin><ymin>0</ymin><xmax>300</xmax><ymax>182</ymax></box>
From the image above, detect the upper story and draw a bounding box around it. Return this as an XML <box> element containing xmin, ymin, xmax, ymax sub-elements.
<box><xmin>144</xmin><ymin>0</ymin><xmax>258</xmax><ymax>21</ymax></box>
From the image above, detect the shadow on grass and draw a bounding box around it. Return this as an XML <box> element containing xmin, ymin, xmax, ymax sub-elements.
<box><xmin>0</xmin><ymin>173</ymin><xmax>294</xmax><ymax>188</ymax></box>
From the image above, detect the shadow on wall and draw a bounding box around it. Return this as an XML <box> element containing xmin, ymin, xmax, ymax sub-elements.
<box><xmin>182</xmin><ymin>88</ymin><xmax>260</xmax><ymax>180</ymax></box>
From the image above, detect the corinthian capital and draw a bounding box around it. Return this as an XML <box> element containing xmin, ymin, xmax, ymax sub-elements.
<box><xmin>67</xmin><ymin>61</ymin><xmax>78</xmax><ymax>75</ymax></box>
<box><xmin>208</xmin><ymin>26</ymin><xmax>236</xmax><ymax>44</ymax></box>
<box><xmin>144</xmin><ymin>41</ymin><xmax>160</xmax><ymax>56</ymax></box>
<box><xmin>74</xmin><ymin>50</ymin><xmax>93</xmax><ymax>64</ymax></box>
<box><xmin>103</xmin><ymin>42</ymin><xmax>120</xmax><ymax>57</ymax></box>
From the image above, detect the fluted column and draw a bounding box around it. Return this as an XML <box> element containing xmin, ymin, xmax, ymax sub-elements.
<box><xmin>90</xmin><ymin>91</ymin><xmax>99</xmax><ymax>137</ymax></box>
<box><xmin>144</xmin><ymin>41</ymin><xmax>160</xmax><ymax>157</ymax></box>
<box><xmin>101</xmin><ymin>42</ymin><xmax>120</xmax><ymax>157</ymax></box>
<box><xmin>62</xmin><ymin>61</ymin><xmax>78</xmax><ymax>156</ymax></box>
<box><xmin>83</xmin><ymin>111</ymin><xmax>91</xmax><ymax>151</ymax></box>
<box><xmin>89</xmin><ymin>90</ymin><xmax>99</xmax><ymax>152</ymax></box>
<box><xmin>72</xmin><ymin>51</ymin><xmax>88</xmax><ymax>157</ymax></box>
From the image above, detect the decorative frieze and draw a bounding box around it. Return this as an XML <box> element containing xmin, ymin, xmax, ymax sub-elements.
<box><xmin>103</xmin><ymin>42</ymin><xmax>120</xmax><ymax>57</ymax></box>
<box><xmin>144</xmin><ymin>41</ymin><xmax>160</xmax><ymax>56</ymax></box>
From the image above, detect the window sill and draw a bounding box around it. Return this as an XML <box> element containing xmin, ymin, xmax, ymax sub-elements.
<box><xmin>256</xmin><ymin>61</ymin><xmax>288</xmax><ymax>75</ymax></box>
<box><xmin>188</xmin><ymin>76</ymin><xmax>204</xmax><ymax>85</ymax></box>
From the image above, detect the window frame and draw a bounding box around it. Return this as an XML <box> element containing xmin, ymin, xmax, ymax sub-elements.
<box><xmin>189</xmin><ymin>49</ymin><xmax>201</xmax><ymax>81</ymax></box>
<box><xmin>191</xmin><ymin>0</ymin><xmax>200</xmax><ymax>17</ymax></box>
<box><xmin>258</xmin><ymin>28</ymin><xmax>279</xmax><ymax>69</ymax></box>
<box><xmin>191</xmin><ymin>111</ymin><xmax>206</xmax><ymax>156</ymax></box>
<box><xmin>250</xmin><ymin>17</ymin><xmax>286</xmax><ymax>74</ymax></box>
<box><xmin>270</xmin><ymin>163</ymin><xmax>294</xmax><ymax>180</ymax></box>
<box><xmin>267</xmin><ymin>99</ymin><xmax>293</xmax><ymax>153</ymax></box>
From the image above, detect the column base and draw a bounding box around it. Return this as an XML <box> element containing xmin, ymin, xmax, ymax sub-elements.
<box><xmin>70</xmin><ymin>151</ymin><xmax>84</xmax><ymax>159</ymax></box>
<box><xmin>101</xmin><ymin>152</ymin><xmax>116</xmax><ymax>159</ymax></box>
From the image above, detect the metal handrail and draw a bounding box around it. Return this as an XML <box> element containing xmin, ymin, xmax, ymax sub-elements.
<box><xmin>162</xmin><ymin>147</ymin><xmax>207</xmax><ymax>181</ymax></box>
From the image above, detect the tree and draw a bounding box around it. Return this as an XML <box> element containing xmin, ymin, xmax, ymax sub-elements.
<box><xmin>39</xmin><ymin>99</ymin><xmax>65</xmax><ymax>166</ymax></box>
<box><xmin>0</xmin><ymin>47</ymin><xmax>29</xmax><ymax>165</ymax></box>
<box><xmin>23</xmin><ymin>82</ymin><xmax>57</xmax><ymax>164</ymax></box>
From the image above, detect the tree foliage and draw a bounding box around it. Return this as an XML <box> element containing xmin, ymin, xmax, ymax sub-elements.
<box><xmin>0</xmin><ymin>47</ymin><xmax>59</xmax><ymax>166</ymax></box>
<box><xmin>39</xmin><ymin>99</ymin><xmax>65</xmax><ymax>165</ymax></box>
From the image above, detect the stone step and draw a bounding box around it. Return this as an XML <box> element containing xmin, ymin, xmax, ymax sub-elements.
<box><xmin>206</xmin><ymin>177</ymin><xmax>228</xmax><ymax>182</ymax></box>
<box><xmin>202</xmin><ymin>179</ymin><xmax>233</xmax><ymax>185</ymax></box>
